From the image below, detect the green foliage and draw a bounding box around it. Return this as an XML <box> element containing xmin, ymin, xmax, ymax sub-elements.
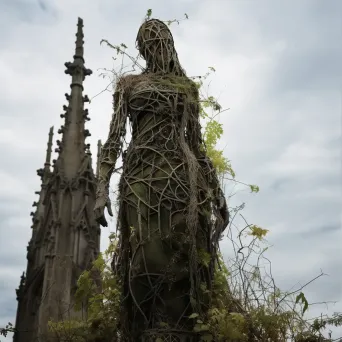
<box><xmin>311</xmin><ymin>313</ymin><xmax>342</xmax><ymax>333</ymax></box>
<box><xmin>43</xmin><ymin>10</ymin><xmax>342</xmax><ymax>342</ymax></box>
<box><xmin>249</xmin><ymin>184</ymin><xmax>259</xmax><ymax>193</ymax></box>
<box><xmin>247</xmin><ymin>225</ymin><xmax>269</xmax><ymax>240</ymax></box>
<box><xmin>0</xmin><ymin>322</ymin><xmax>15</xmax><ymax>341</ymax></box>
<box><xmin>211</xmin><ymin>253</ymin><xmax>230</xmax><ymax>309</ymax></box>
<box><xmin>146</xmin><ymin>8</ymin><xmax>152</xmax><ymax>20</ymax></box>
<box><xmin>48</xmin><ymin>236</ymin><xmax>121</xmax><ymax>341</ymax></box>
<box><xmin>197</xmin><ymin>248</ymin><xmax>211</xmax><ymax>267</ymax></box>
<box><xmin>48</xmin><ymin>320</ymin><xmax>87</xmax><ymax>342</ymax></box>
<box><xmin>193</xmin><ymin>218</ymin><xmax>340</xmax><ymax>341</ymax></box>
<box><xmin>197</xmin><ymin>70</ymin><xmax>235</xmax><ymax>178</ymax></box>
<box><xmin>208</xmin><ymin>308</ymin><xmax>248</xmax><ymax>341</ymax></box>
<box><xmin>296</xmin><ymin>292</ymin><xmax>309</xmax><ymax>316</ymax></box>
<box><xmin>145</xmin><ymin>8</ymin><xmax>189</xmax><ymax>26</ymax></box>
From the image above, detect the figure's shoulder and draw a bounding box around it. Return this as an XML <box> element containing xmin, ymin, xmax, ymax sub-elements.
<box><xmin>116</xmin><ymin>74</ymin><xmax>136</xmax><ymax>87</ymax></box>
<box><xmin>116</xmin><ymin>73</ymin><xmax>148</xmax><ymax>93</ymax></box>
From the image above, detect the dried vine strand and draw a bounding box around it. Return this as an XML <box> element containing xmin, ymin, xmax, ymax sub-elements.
<box><xmin>94</xmin><ymin>18</ymin><xmax>228</xmax><ymax>341</ymax></box>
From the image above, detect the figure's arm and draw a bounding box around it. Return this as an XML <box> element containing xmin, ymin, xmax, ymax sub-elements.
<box><xmin>206</xmin><ymin>159</ymin><xmax>230</xmax><ymax>232</ymax></box>
<box><xmin>95</xmin><ymin>85</ymin><xmax>128</xmax><ymax>217</ymax></box>
<box><xmin>187</xmin><ymin>83</ymin><xmax>229</xmax><ymax>232</ymax></box>
<box><xmin>186</xmin><ymin>84</ymin><xmax>203</xmax><ymax>157</ymax></box>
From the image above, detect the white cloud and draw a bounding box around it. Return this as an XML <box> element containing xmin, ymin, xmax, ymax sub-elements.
<box><xmin>0</xmin><ymin>0</ymin><xmax>341</xmax><ymax>340</ymax></box>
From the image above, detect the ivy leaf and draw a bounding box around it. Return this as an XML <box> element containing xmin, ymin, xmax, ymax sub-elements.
<box><xmin>108</xmin><ymin>232</ymin><xmax>116</xmax><ymax>240</ymax></box>
<box><xmin>189</xmin><ymin>313</ymin><xmax>199</xmax><ymax>319</ymax></box>
<box><xmin>93</xmin><ymin>253</ymin><xmax>106</xmax><ymax>272</ymax></box>
<box><xmin>193</xmin><ymin>323</ymin><xmax>210</xmax><ymax>332</ymax></box>
<box><xmin>249</xmin><ymin>184</ymin><xmax>260</xmax><ymax>193</ymax></box>
<box><xmin>213</xmin><ymin>101</ymin><xmax>221</xmax><ymax>111</ymax></box>
<box><xmin>158</xmin><ymin>322</ymin><xmax>169</xmax><ymax>328</ymax></box>
<box><xmin>197</xmin><ymin>249</ymin><xmax>211</xmax><ymax>267</ymax></box>
<box><xmin>296</xmin><ymin>292</ymin><xmax>309</xmax><ymax>315</ymax></box>
<box><xmin>146</xmin><ymin>9</ymin><xmax>152</xmax><ymax>19</ymax></box>
<box><xmin>248</xmin><ymin>225</ymin><xmax>269</xmax><ymax>240</ymax></box>
<box><xmin>200</xmin><ymin>334</ymin><xmax>213</xmax><ymax>342</ymax></box>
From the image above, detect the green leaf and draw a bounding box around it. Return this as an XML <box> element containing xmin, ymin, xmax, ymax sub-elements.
<box><xmin>193</xmin><ymin>323</ymin><xmax>209</xmax><ymax>332</ymax></box>
<box><xmin>295</xmin><ymin>292</ymin><xmax>309</xmax><ymax>315</ymax></box>
<box><xmin>108</xmin><ymin>232</ymin><xmax>116</xmax><ymax>240</ymax></box>
<box><xmin>247</xmin><ymin>225</ymin><xmax>269</xmax><ymax>240</ymax></box>
<box><xmin>93</xmin><ymin>253</ymin><xmax>105</xmax><ymax>272</ymax></box>
<box><xmin>249</xmin><ymin>184</ymin><xmax>260</xmax><ymax>193</ymax></box>
<box><xmin>200</xmin><ymin>334</ymin><xmax>213</xmax><ymax>342</ymax></box>
<box><xmin>197</xmin><ymin>248</ymin><xmax>211</xmax><ymax>267</ymax></box>
<box><xmin>146</xmin><ymin>8</ymin><xmax>152</xmax><ymax>19</ymax></box>
<box><xmin>189</xmin><ymin>313</ymin><xmax>199</xmax><ymax>319</ymax></box>
<box><xmin>158</xmin><ymin>322</ymin><xmax>169</xmax><ymax>328</ymax></box>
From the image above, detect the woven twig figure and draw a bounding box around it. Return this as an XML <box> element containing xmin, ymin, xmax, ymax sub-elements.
<box><xmin>94</xmin><ymin>19</ymin><xmax>229</xmax><ymax>341</ymax></box>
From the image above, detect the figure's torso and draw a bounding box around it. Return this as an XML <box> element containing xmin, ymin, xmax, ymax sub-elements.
<box><xmin>125</xmin><ymin>74</ymin><xmax>196</xmax><ymax>146</ymax></box>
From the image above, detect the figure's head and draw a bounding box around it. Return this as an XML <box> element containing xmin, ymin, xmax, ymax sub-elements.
<box><xmin>136</xmin><ymin>19</ymin><xmax>185</xmax><ymax>76</ymax></box>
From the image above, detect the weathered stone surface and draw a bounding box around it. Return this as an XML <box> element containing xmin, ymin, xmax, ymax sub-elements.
<box><xmin>14</xmin><ymin>18</ymin><xmax>99</xmax><ymax>342</ymax></box>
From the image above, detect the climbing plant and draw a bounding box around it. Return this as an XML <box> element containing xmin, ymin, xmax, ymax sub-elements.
<box><xmin>46</xmin><ymin>9</ymin><xmax>341</xmax><ymax>342</ymax></box>
<box><xmin>3</xmin><ymin>9</ymin><xmax>340</xmax><ymax>342</ymax></box>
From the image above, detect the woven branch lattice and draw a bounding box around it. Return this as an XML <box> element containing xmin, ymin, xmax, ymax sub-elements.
<box><xmin>95</xmin><ymin>19</ymin><xmax>229</xmax><ymax>341</ymax></box>
<box><xmin>141</xmin><ymin>328</ymin><xmax>198</xmax><ymax>342</ymax></box>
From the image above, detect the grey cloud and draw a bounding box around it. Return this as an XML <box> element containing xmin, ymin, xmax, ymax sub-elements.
<box><xmin>0</xmin><ymin>0</ymin><xmax>341</xmax><ymax>339</ymax></box>
<box><xmin>37</xmin><ymin>0</ymin><xmax>48</xmax><ymax>12</ymax></box>
<box><xmin>269</xmin><ymin>45</ymin><xmax>341</xmax><ymax>95</ymax></box>
<box><xmin>234</xmin><ymin>0</ymin><xmax>342</xmax><ymax>45</ymax></box>
<box><xmin>269</xmin><ymin>178</ymin><xmax>292</xmax><ymax>192</ymax></box>
<box><xmin>299</xmin><ymin>224</ymin><xmax>341</xmax><ymax>238</ymax></box>
<box><xmin>210</xmin><ymin>0</ymin><xmax>342</xmax><ymax>98</ymax></box>
<box><xmin>272</xmin><ymin>252</ymin><xmax>342</xmax><ymax>304</ymax></box>
<box><xmin>3</xmin><ymin>0</ymin><xmax>59</xmax><ymax>22</ymax></box>
<box><xmin>0</xmin><ymin>215</ymin><xmax>31</xmax><ymax>268</ymax></box>
<box><xmin>0</xmin><ymin>205</ymin><xmax>31</xmax><ymax>339</ymax></box>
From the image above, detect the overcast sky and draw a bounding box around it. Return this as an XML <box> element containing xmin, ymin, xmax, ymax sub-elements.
<box><xmin>0</xmin><ymin>0</ymin><xmax>341</xmax><ymax>340</ymax></box>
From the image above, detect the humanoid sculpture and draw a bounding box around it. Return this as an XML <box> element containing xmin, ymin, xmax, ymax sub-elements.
<box><xmin>94</xmin><ymin>19</ymin><xmax>229</xmax><ymax>341</ymax></box>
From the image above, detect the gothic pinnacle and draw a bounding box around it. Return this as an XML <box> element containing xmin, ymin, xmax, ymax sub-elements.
<box><xmin>75</xmin><ymin>17</ymin><xmax>84</xmax><ymax>60</ymax></box>
<box><xmin>64</xmin><ymin>17</ymin><xmax>92</xmax><ymax>80</ymax></box>
<box><xmin>96</xmin><ymin>140</ymin><xmax>102</xmax><ymax>178</ymax></box>
<box><xmin>36</xmin><ymin>127</ymin><xmax>54</xmax><ymax>181</ymax></box>
<box><xmin>45</xmin><ymin>126</ymin><xmax>54</xmax><ymax>169</ymax></box>
<box><xmin>56</xmin><ymin>18</ymin><xmax>94</xmax><ymax>179</ymax></box>
<box><xmin>14</xmin><ymin>19</ymin><xmax>100</xmax><ymax>341</ymax></box>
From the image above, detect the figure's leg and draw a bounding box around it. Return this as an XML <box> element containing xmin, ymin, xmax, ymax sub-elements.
<box><xmin>124</xmin><ymin>182</ymin><xmax>192</xmax><ymax>331</ymax></box>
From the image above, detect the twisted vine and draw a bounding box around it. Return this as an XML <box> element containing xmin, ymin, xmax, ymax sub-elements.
<box><xmin>94</xmin><ymin>19</ymin><xmax>228</xmax><ymax>341</ymax></box>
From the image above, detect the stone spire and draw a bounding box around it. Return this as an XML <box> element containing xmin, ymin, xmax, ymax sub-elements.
<box><xmin>45</xmin><ymin>127</ymin><xmax>54</xmax><ymax>170</ymax></box>
<box><xmin>14</xmin><ymin>18</ymin><xmax>100</xmax><ymax>342</ymax></box>
<box><xmin>96</xmin><ymin>139</ymin><xmax>102</xmax><ymax>178</ymax></box>
<box><xmin>36</xmin><ymin>126</ymin><xmax>54</xmax><ymax>180</ymax></box>
<box><xmin>14</xmin><ymin>126</ymin><xmax>54</xmax><ymax>342</ymax></box>
<box><xmin>28</xmin><ymin>126</ymin><xmax>54</xmax><ymax>255</ymax></box>
<box><xmin>35</xmin><ymin>126</ymin><xmax>54</xmax><ymax>216</ymax></box>
<box><xmin>57</xmin><ymin>17</ymin><xmax>92</xmax><ymax>179</ymax></box>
